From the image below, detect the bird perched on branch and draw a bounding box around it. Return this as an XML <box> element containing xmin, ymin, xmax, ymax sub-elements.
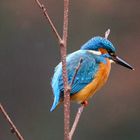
<box><xmin>50</xmin><ymin>36</ymin><xmax>134</xmax><ymax>111</ymax></box>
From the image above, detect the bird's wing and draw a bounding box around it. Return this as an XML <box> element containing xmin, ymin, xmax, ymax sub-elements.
<box><xmin>50</xmin><ymin>50</ymin><xmax>99</xmax><ymax>111</ymax></box>
<box><xmin>57</xmin><ymin>50</ymin><xmax>99</xmax><ymax>95</ymax></box>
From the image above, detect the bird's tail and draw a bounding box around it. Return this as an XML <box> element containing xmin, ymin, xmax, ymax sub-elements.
<box><xmin>50</xmin><ymin>95</ymin><xmax>60</xmax><ymax>112</ymax></box>
<box><xmin>50</xmin><ymin>63</ymin><xmax>62</xmax><ymax>112</ymax></box>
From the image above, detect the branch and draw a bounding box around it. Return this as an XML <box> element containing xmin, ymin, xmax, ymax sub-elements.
<box><xmin>62</xmin><ymin>0</ymin><xmax>70</xmax><ymax>140</ymax></box>
<box><xmin>69</xmin><ymin>29</ymin><xmax>111</xmax><ymax>139</ymax></box>
<box><xmin>35</xmin><ymin>0</ymin><xmax>70</xmax><ymax>140</ymax></box>
<box><xmin>35</xmin><ymin>0</ymin><xmax>62</xmax><ymax>42</ymax></box>
<box><xmin>0</xmin><ymin>104</ymin><xmax>24</xmax><ymax>140</ymax></box>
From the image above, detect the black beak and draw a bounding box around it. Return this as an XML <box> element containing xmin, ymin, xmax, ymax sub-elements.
<box><xmin>111</xmin><ymin>55</ymin><xmax>134</xmax><ymax>70</ymax></box>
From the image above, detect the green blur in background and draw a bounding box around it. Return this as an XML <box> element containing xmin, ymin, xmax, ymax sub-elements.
<box><xmin>0</xmin><ymin>0</ymin><xmax>140</xmax><ymax>140</ymax></box>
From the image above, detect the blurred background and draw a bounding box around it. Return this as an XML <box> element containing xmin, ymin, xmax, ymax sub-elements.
<box><xmin>0</xmin><ymin>0</ymin><xmax>140</xmax><ymax>140</ymax></box>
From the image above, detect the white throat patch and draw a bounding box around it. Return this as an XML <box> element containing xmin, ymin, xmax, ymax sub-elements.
<box><xmin>110</xmin><ymin>59</ymin><xmax>115</xmax><ymax>63</ymax></box>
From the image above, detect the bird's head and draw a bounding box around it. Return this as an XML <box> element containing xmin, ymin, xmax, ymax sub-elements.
<box><xmin>81</xmin><ymin>36</ymin><xmax>134</xmax><ymax>70</ymax></box>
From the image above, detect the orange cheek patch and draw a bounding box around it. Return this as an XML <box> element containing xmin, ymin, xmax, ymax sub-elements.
<box><xmin>99</xmin><ymin>48</ymin><xmax>108</xmax><ymax>54</ymax></box>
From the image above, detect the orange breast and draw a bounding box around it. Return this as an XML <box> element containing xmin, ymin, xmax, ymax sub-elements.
<box><xmin>71</xmin><ymin>58</ymin><xmax>111</xmax><ymax>103</ymax></box>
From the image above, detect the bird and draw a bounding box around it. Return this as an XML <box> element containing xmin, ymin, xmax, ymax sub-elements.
<box><xmin>50</xmin><ymin>36</ymin><xmax>134</xmax><ymax>112</ymax></box>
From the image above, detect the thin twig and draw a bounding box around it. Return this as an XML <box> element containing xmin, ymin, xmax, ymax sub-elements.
<box><xmin>0</xmin><ymin>104</ymin><xmax>24</xmax><ymax>140</ymax></box>
<box><xmin>69</xmin><ymin>29</ymin><xmax>111</xmax><ymax>139</ymax></box>
<box><xmin>105</xmin><ymin>29</ymin><xmax>110</xmax><ymax>39</ymax></box>
<box><xmin>68</xmin><ymin>58</ymin><xmax>83</xmax><ymax>140</ymax></box>
<box><xmin>69</xmin><ymin>105</ymin><xmax>84</xmax><ymax>140</ymax></box>
<box><xmin>70</xmin><ymin>58</ymin><xmax>83</xmax><ymax>87</ymax></box>
<box><xmin>35</xmin><ymin>0</ymin><xmax>62</xmax><ymax>42</ymax></box>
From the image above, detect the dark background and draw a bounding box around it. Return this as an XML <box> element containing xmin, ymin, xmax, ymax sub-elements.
<box><xmin>0</xmin><ymin>0</ymin><xmax>140</xmax><ymax>140</ymax></box>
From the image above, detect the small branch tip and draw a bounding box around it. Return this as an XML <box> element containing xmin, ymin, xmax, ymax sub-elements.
<box><xmin>69</xmin><ymin>105</ymin><xmax>85</xmax><ymax>139</ymax></box>
<box><xmin>105</xmin><ymin>29</ymin><xmax>111</xmax><ymax>39</ymax></box>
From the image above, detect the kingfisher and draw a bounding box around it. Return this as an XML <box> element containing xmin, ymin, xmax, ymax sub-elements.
<box><xmin>50</xmin><ymin>36</ymin><xmax>134</xmax><ymax>111</ymax></box>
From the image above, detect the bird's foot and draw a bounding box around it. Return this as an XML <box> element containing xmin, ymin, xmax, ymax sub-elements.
<box><xmin>81</xmin><ymin>100</ymin><xmax>88</xmax><ymax>107</ymax></box>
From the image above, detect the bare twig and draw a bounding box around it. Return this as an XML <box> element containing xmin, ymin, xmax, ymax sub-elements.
<box><xmin>69</xmin><ymin>105</ymin><xmax>84</xmax><ymax>140</ymax></box>
<box><xmin>105</xmin><ymin>29</ymin><xmax>110</xmax><ymax>39</ymax></box>
<box><xmin>35</xmin><ymin>0</ymin><xmax>62</xmax><ymax>42</ymax></box>
<box><xmin>0</xmin><ymin>104</ymin><xmax>24</xmax><ymax>140</ymax></box>
<box><xmin>35</xmin><ymin>0</ymin><xmax>70</xmax><ymax>140</ymax></box>
<box><xmin>69</xmin><ymin>29</ymin><xmax>111</xmax><ymax>139</ymax></box>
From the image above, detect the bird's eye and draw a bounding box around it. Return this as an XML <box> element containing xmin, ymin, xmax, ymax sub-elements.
<box><xmin>110</xmin><ymin>52</ymin><xmax>114</xmax><ymax>56</ymax></box>
<box><xmin>108</xmin><ymin>51</ymin><xmax>116</xmax><ymax>57</ymax></box>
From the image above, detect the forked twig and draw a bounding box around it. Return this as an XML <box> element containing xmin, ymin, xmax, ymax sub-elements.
<box><xmin>35</xmin><ymin>0</ymin><xmax>62</xmax><ymax>42</ymax></box>
<box><xmin>69</xmin><ymin>29</ymin><xmax>111</xmax><ymax>139</ymax></box>
<box><xmin>0</xmin><ymin>104</ymin><xmax>24</xmax><ymax>140</ymax></box>
<box><xmin>35</xmin><ymin>0</ymin><xmax>70</xmax><ymax>140</ymax></box>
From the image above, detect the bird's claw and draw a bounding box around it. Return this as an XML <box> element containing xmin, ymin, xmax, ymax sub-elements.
<box><xmin>81</xmin><ymin>101</ymin><xmax>88</xmax><ymax>107</ymax></box>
